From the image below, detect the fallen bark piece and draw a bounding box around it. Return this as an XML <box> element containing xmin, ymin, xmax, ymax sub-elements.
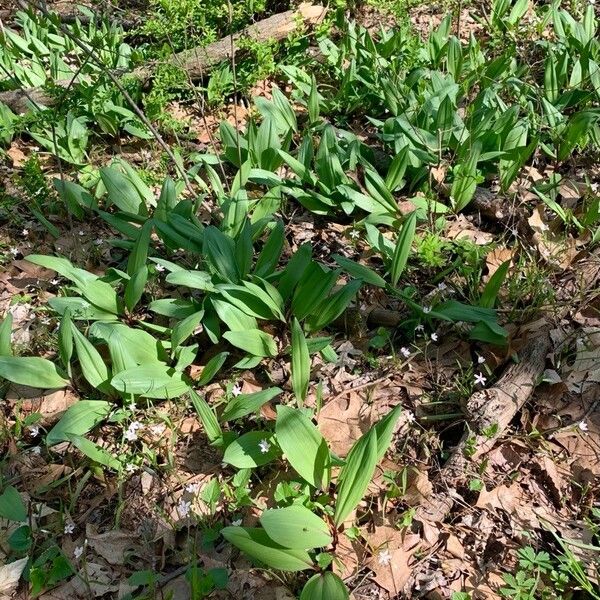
<box><xmin>416</xmin><ymin>331</ymin><xmax>551</xmax><ymax>523</ymax></box>
<box><xmin>0</xmin><ymin>3</ymin><xmax>327</xmax><ymax>112</ymax></box>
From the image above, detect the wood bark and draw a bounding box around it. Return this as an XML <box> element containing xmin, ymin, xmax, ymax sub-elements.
<box><xmin>0</xmin><ymin>3</ymin><xmax>327</xmax><ymax>113</ymax></box>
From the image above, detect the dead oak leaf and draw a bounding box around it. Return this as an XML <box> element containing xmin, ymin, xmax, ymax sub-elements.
<box><xmin>85</xmin><ymin>525</ymin><xmax>140</xmax><ymax>566</ymax></box>
<box><xmin>0</xmin><ymin>557</ymin><xmax>28</xmax><ymax>599</ymax></box>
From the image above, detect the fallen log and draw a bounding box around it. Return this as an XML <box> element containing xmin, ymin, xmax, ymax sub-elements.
<box><xmin>0</xmin><ymin>3</ymin><xmax>327</xmax><ymax>113</ymax></box>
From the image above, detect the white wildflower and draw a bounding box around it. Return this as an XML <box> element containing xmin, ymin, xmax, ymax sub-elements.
<box><xmin>415</xmin><ymin>324</ymin><xmax>425</xmax><ymax>334</ymax></box>
<box><xmin>28</xmin><ymin>425</ymin><xmax>40</xmax><ymax>437</ymax></box>
<box><xmin>231</xmin><ymin>518</ymin><xmax>242</xmax><ymax>526</ymax></box>
<box><xmin>400</xmin><ymin>347</ymin><xmax>411</xmax><ymax>358</ymax></box>
<box><xmin>378</xmin><ymin>549</ymin><xmax>392</xmax><ymax>565</ymax></box>
<box><xmin>94</xmin><ymin>238</ymin><xmax>103</xmax><ymax>246</ymax></box>
<box><xmin>78</xmin><ymin>230</ymin><xmax>85</xmax><ymax>236</ymax></box>
<box><xmin>64</xmin><ymin>521</ymin><xmax>75</xmax><ymax>534</ymax></box>
<box><xmin>125</xmin><ymin>463</ymin><xmax>137</xmax><ymax>473</ymax></box>
<box><xmin>405</xmin><ymin>411</ymin><xmax>415</xmax><ymax>424</ymax></box>
<box><xmin>474</xmin><ymin>372</ymin><xmax>487</xmax><ymax>386</ymax></box>
<box><xmin>9</xmin><ymin>247</ymin><xmax>19</xmax><ymax>256</ymax></box>
<box><xmin>124</xmin><ymin>421</ymin><xmax>142</xmax><ymax>441</ymax></box>
<box><xmin>155</xmin><ymin>264</ymin><xmax>165</xmax><ymax>273</ymax></box>
<box><xmin>430</xmin><ymin>332</ymin><xmax>438</xmax><ymax>342</ymax></box>
<box><xmin>477</xmin><ymin>355</ymin><xmax>486</xmax><ymax>364</ymax></box>
<box><xmin>258</xmin><ymin>439</ymin><xmax>271</xmax><ymax>454</ymax></box>
<box><xmin>578</xmin><ymin>421</ymin><xmax>589</xmax><ymax>432</ymax></box>
<box><xmin>231</xmin><ymin>383</ymin><xmax>242</xmax><ymax>397</ymax></box>
<box><xmin>21</xmin><ymin>228</ymin><xmax>29</xmax><ymax>237</ymax></box>
<box><xmin>73</xmin><ymin>546</ymin><xmax>84</xmax><ymax>560</ymax></box>
<box><xmin>349</xmin><ymin>229</ymin><xmax>360</xmax><ymax>240</ymax></box>
<box><xmin>50</xmin><ymin>278</ymin><xmax>59</xmax><ymax>286</ymax></box>
<box><xmin>437</xmin><ymin>282</ymin><xmax>447</xmax><ymax>291</ymax></box>
<box><xmin>31</xmin><ymin>446</ymin><xmax>41</xmax><ymax>454</ymax></box>
<box><xmin>185</xmin><ymin>482</ymin><xmax>200</xmax><ymax>494</ymax></box>
<box><xmin>423</xmin><ymin>306</ymin><xmax>432</xmax><ymax>314</ymax></box>
<box><xmin>177</xmin><ymin>499</ymin><xmax>192</xmax><ymax>518</ymax></box>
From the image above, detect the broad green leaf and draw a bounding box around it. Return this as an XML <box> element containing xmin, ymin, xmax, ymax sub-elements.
<box><xmin>373</xmin><ymin>405</ymin><xmax>403</xmax><ymax>461</ymax></box>
<box><xmin>171</xmin><ymin>310</ymin><xmax>204</xmax><ymax>350</ymax></box>
<box><xmin>255</xmin><ymin>221</ymin><xmax>285</xmax><ymax>277</ymax></box>
<box><xmin>334</xmin><ymin>428</ymin><xmax>378</xmax><ymax>526</ymax></box>
<box><xmin>100</xmin><ymin>165</ymin><xmax>146</xmax><ymax>215</ymax></box>
<box><xmin>203</xmin><ymin>226</ymin><xmax>240</xmax><ymax>283</ymax></box>
<box><xmin>291</xmin><ymin>318</ymin><xmax>310</xmax><ymax>405</ymax></box>
<box><xmin>480</xmin><ymin>260</ymin><xmax>510</xmax><ymax>308</ymax></box>
<box><xmin>0</xmin><ymin>313</ymin><xmax>12</xmax><ymax>356</ymax></box>
<box><xmin>46</xmin><ymin>400</ymin><xmax>112</xmax><ymax>446</ymax></box>
<box><xmin>58</xmin><ymin>309</ymin><xmax>73</xmax><ymax>372</ymax></box>
<box><xmin>221</xmin><ymin>527</ymin><xmax>313</xmax><ymax>572</ymax></box>
<box><xmin>390</xmin><ymin>211</ymin><xmax>417</xmax><ymax>286</ymax></box>
<box><xmin>166</xmin><ymin>270</ymin><xmax>216</xmax><ymax>292</ymax></box>
<box><xmin>67</xmin><ymin>433</ymin><xmax>121</xmax><ymax>470</ymax></box>
<box><xmin>222</xmin><ymin>431</ymin><xmax>279</xmax><ymax>468</ymax></box>
<box><xmin>124</xmin><ymin>266</ymin><xmax>148</xmax><ymax>313</ymax></box>
<box><xmin>196</xmin><ymin>352</ymin><xmax>229</xmax><ymax>386</ymax></box>
<box><xmin>332</xmin><ymin>255</ymin><xmax>386</xmax><ymax>288</ymax></box>
<box><xmin>212</xmin><ymin>299</ymin><xmax>258</xmax><ymax>331</ymax></box>
<box><xmin>276</xmin><ymin>406</ymin><xmax>330</xmax><ymax>489</ymax></box>
<box><xmin>300</xmin><ymin>573</ymin><xmax>349</xmax><ymax>600</ymax></box>
<box><xmin>189</xmin><ymin>388</ymin><xmax>222</xmax><ymax>445</ymax></box>
<box><xmin>260</xmin><ymin>505</ymin><xmax>332</xmax><ymax>549</ymax></box>
<box><xmin>127</xmin><ymin>219</ymin><xmax>153</xmax><ymax>276</ymax></box>
<box><xmin>305</xmin><ymin>280</ymin><xmax>362</xmax><ymax>332</ymax></box>
<box><xmin>111</xmin><ymin>365</ymin><xmax>189</xmax><ymax>399</ymax></box>
<box><xmin>0</xmin><ymin>486</ymin><xmax>27</xmax><ymax>522</ymax></box>
<box><xmin>72</xmin><ymin>327</ymin><xmax>111</xmax><ymax>391</ymax></box>
<box><xmin>223</xmin><ymin>329</ymin><xmax>277</xmax><ymax>357</ymax></box>
<box><xmin>0</xmin><ymin>356</ymin><xmax>68</xmax><ymax>389</ymax></box>
<box><xmin>221</xmin><ymin>387</ymin><xmax>282</xmax><ymax>421</ymax></box>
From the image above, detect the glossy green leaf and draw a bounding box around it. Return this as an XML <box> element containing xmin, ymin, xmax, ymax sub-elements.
<box><xmin>0</xmin><ymin>313</ymin><xmax>13</xmax><ymax>356</ymax></box>
<box><xmin>260</xmin><ymin>505</ymin><xmax>332</xmax><ymax>549</ymax></box>
<box><xmin>222</xmin><ymin>431</ymin><xmax>279</xmax><ymax>468</ymax></box>
<box><xmin>332</xmin><ymin>255</ymin><xmax>386</xmax><ymax>288</ymax></box>
<box><xmin>124</xmin><ymin>266</ymin><xmax>148</xmax><ymax>313</ymax></box>
<box><xmin>221</xmin><ymin>527</ymin><xmax>313</xmax><ymax>572</ymax></box>
<box><xmin>300</xmin><ymin>573</ymin><xmax>349</xmax><ymax>600</ymax></box>
<box><xmin>189</xmin><ymin>388</ymin><xmax>222</xmax><ymax>445</ymax></box>
<box><xmin>0</xmin><ymin>486</ymin><xmax>27</xmax><ymax>522</ymax></box>
<box><xmin>275</xmin><ymin>406</ymin><xmax>330</xmax><ymax>489</ymax></box>
<box><xmin>0</xmin><ymin>356</ymin><xmax>68</xmax><ymax>389</ymax></box>
<box><xmin>390</xmin><ymin>211</ymin><xmax>416</xmax><ymax>286</ymax></box>
<box><xmin>305</xmin><ymin>280</ymin><xmax>362</xmax><ymax>332</ymax></box>
<box><xmin>72</xmin><ymin>327</ymin><xmax>111</xmax><ymax>391</ymax></box>
<box><xmin>480</xmin><ymin>260</ymin><xmax>510</xmax><ymax>308</ymax></box>
<box><xmin>334</xmin><ymin>428</ymin><xmax>378</xmax><ymax>526</ymax></box>
<box><xmin>223</xmin><ymin>329</ymin><xmax>277</xmax><ymax>357</ymax></box>
<box><xmin>46</xmin><ymin>400</ymin><xmax>112</xmax><ymax>446</ymax></box>
<box><xmin>67</xmin><ymin>433</ymin><xmax>121</xmax><ymax>470</ymax></box>
<box><xmin>221</xmin><ymin>387</ymin><xmax>282</xmax><ymax>422</ymax></box>
<box><xmin>291</xmin><ymin>318</ymin><xmax>310</xmax><ymax>405</ymax></box>
<box><xmin>111</xmin><ymin>365</ymin><xmax>189</xmax><ymax>399</ymax></box>
<box><xmin>196</xmin><ymin>351</ymin><xmax>229</xmax><ymax>386</ymax></box>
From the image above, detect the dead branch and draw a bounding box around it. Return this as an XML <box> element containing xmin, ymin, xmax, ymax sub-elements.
<box><xmin>0</xmin><ymin>3</ymin><xmax>327</xmax><ymax>113</ymax></box>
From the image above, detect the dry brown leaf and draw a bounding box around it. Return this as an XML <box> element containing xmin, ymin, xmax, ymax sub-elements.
<box><xmin>86</xmin><ymin>525</ymin><xmax>139</xmax><ymax>566</ymax></box>
<box><xmin>318</xmin><ymin>392</ymin><xmax>364</xmax><ymax>457</ymax></box>
<box><xmin>332</xmin><ymin>533</ymin><xmax>363</xmax><ymax>579</ymax></box>
<box><xmin>446</xmin><ymin>215</ymin><xmax>494</xmax><ymax>245</ymax></box>
<box><xmin>0</xmin><ymin>557</ymin><xmax>28</xmax><ymax>599</ymax></box>
<box><xmin>6</xmin><ymin>144</ymin><xmax>26</xmax><ymax>167</ymax></box>
<box><xmin>403</xmin><ymin>468</ymin><xmax>433</xmax><ymax>506</ymax></box>
<box><xmin>70</xmin><ymin>563</ymin><xmax>120</xmax><ymax>597</ymax></box>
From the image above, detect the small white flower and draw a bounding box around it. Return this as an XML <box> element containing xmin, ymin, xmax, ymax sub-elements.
<box><xmin>384</xmin><ymin>108</ymin><xmax>389</xmax><ymax>114</ymax></box>
<box><xmin>128</xmin><ymin>401</ymin><xmax>136</xmax><ymax>413</ymax></box>
<box><xmin>185</xmin><ymin>482</ymin><xmax>200</xmax><ymax>494</ymax></box>
<box><xmin>50</xmin><ymin>278</ymin><xmax>59</xmax><ymax>286</ymax></box>
<box><xmin>258</xmin><ymin>439</ymin><xmax>271</xmax><ymax>454</ymax></box>
<box><xmin>28</xmin><ymin>425</ymin><xmax>40</xmax><ymax>437</ymax></box>
<box><xmin>430</xmin><ymin>332</ymin><xmax>438</xmax><ymax>342</ymax></box>
<box><xmin>64</xmin><ymin>521</ymin><xmax>75</xmax><ymax>534</ymax></box>
<box><xmin>124</xmin><ymin>421</ymin><xmax>142</xmax><ymax>441</ymax></box>
<box><xmin>231</xmin><ymin>518</ymin><xmax>242</xmax><ymax>526</ymax></box>
<box><xmin>78</xmin><ymin>230</ymin><xmax>85</xmax><ymax>236</ymax></box>
<box><xmin>423</xmin><ymin>306</ymin><xmax>432</xmax><ymax>314</ymax></box>
<box><xmin>349</xmin><ymin>229</ymin><xmax>360</xmax><ymax>240</ymax></box>
<box><xmin>94</xmin><ymin>238</ymin><xmax>103</xmax><ymax>246</ymax></box>
<box><xmin>21</xmin><ymin>228</ymin><xmax>29</xmax><ymax>237</ymax></box>
<box><xmin>31</xmin><ymin>446</ymin><xmax>41</xmax><ymax>454</ymax></box>
<box><xmin>378</xmin><ymin>549</ymin><xmax>392</xmax><ymax>565</ymax></box>
<box><xmin>415</xmin><ymin>324</ymin><xmax>424</xmax><ymax>334</ymax></box>
<box><xmin>400</xmin><ymin>347</ymin><xmax>411</xmax><ymax>358</ymax></box>
<box><xmin>177</xmin><ymin>499</ymin><xmax>192</xmax><ymax>518</ymax></box>
<box><xmin>73</xmin><ymin>546</ymin><xmax>84</xmax><ymax>560</ymax></box>
<box><xmin>125</xmin><ymin>463</ymin><xmax>137</xmax><ymax>473</ymax></box>
<box><xmin>231</xmin><ymin>383</ymin><xmax>242</xmax><ymax>397</ymax></box>
<box><xmin>405</xmin><ymin>411</ymin><xmax>415</xmax><ymax>423</ymax></box>
<box><xmin>9</xmin><ymin>247</ymin><xmax>19</xmax><ymax>256</ymax></box>
<box><xmin>477</xmin><ymin>355</ymin><xmax>486</xmax><ymax>364</ymax></box>
<box><xmin>474</xmin><ymin>372</ymin><xmax>487</xmax><ymax>386</ymax></box>
<box><xmin>578</xmin><ymin>421</ymin><xmax>589</xmax><ymax>432</ymax></box>
<box><xmin>437</xmin><ymin>282</ymin><xmax>447</xmax><ymax>291</ymax></box>
<box><xmin>155</xmin><ymin>264</ymin><xmax>165</xmax><ymax>273</ymax></box>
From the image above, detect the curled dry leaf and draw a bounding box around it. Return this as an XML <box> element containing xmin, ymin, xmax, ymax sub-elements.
<box><xmin>0</xmin><ymin>557</ymin><xmax>28</xmax><ymax>599</ymax></box>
